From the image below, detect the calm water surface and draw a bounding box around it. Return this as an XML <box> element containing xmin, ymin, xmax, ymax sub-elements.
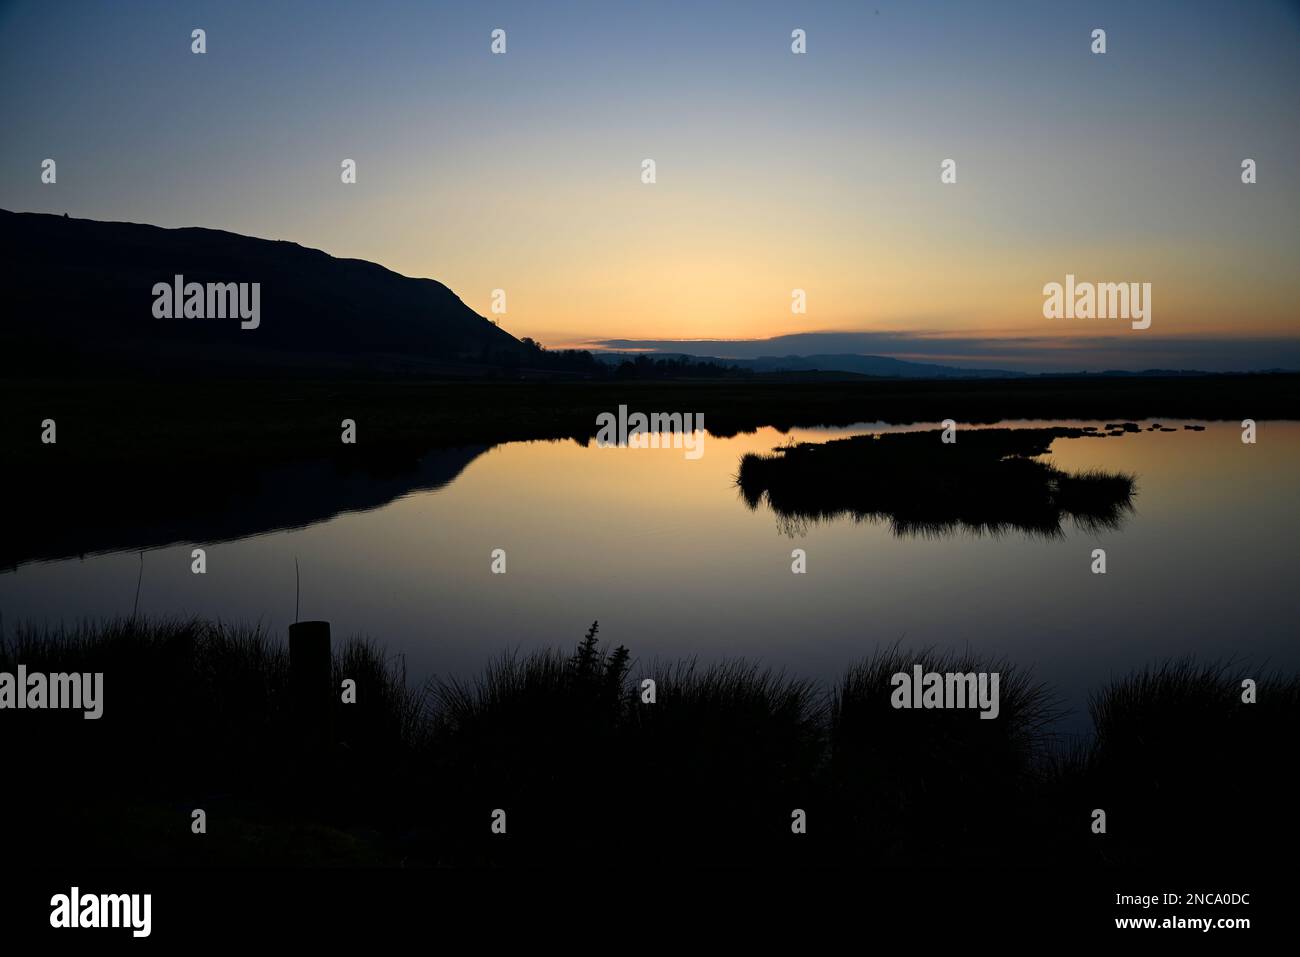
<box><xmin>3</xmin><ymin>419</ymin><xmax>1296</xmax><ymax>733</ymax></box>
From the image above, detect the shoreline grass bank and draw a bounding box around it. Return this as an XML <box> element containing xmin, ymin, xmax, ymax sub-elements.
<box><xmin>2</xmin><ymin>617</ymin><xmax>1295</xmax><ymax>868</ymax></box>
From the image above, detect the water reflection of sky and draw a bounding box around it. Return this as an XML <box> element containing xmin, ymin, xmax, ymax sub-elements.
<box><xmin>2</xmin><ymin>420</ymin><xmax>1296</xmax><ymax>735</ymax></box>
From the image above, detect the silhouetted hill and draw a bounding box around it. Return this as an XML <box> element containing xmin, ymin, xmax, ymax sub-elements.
<box><xmin>0</xmin><ymin>209</ymin><xmax>524</xmax><ymax>373</ymax></box>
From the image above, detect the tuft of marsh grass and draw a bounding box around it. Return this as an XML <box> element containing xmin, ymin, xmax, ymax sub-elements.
<box><xmin>827</xmin><ymin>642</ymin><xmax>1062</xmax><ymax>861</ymax></box>
<box><xmin>420</xmin><ymin>635</ymin><xmax>825</xmax><ymax>863</ymax></box>
<box><xmin>1086</xmin><ymin>658</ymin><xmax>1300</xmax><ymax>863</ymax></box>
<box><xmin>334</xmin><ymin>637</ymin><xmax>429</xmax><ymax>752</ymax></box>
<box><xmin>0</xmin><ymin>617</ymin><xmax>427</xmax><ymax>857</ymax></box>
<box><xmin>627</xmin><ymin>658</ymin><xmax>826</xmax><ymax>862</ymax></box>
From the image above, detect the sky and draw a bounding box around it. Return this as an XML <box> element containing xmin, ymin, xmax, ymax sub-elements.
<box><xmin>1</xmin><ymin>0</ymin><xmax>1297</xmax><ymax>371</ymax></box>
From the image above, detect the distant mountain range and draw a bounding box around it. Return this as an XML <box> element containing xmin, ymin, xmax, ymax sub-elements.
<box><xmin>1</xmin><ymin>209</ymin><xmax>524</xmax><ymax>374</ymax></box>
<box><xmin>592</xmin><ymin>351</ymin><xmax>1028</xmax><ymax>379</ymax></box>
<box><xmin>590</xmin><ymin>351</ymin><xmax>1273</xmax><ymax>380</ymax></box>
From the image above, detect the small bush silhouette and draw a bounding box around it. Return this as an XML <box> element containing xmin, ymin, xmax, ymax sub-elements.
<box><xmin>737</xmin><ymin>427</ymin><xmax>1137</xmax><ymax>538</ymax></box>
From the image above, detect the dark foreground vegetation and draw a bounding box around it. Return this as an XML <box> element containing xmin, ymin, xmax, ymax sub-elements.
<box><xmin>3</xmin><ymin>618</ymin><xmax>1294</xmax><ymax>868</ymax></box>
<box><xmin>738</xmin><ymin>426</ymin><xmax>1138</xmax><ymax>537</ymax></box>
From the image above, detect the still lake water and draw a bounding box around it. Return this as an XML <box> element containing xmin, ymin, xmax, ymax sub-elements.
<box><xmin>3</xmin><ymin>419</ymin><xmax>1297</xmax><ymax>733</ymax></box>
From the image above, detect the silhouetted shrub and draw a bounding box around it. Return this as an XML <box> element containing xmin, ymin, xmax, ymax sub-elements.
<box><xmin>828</xmin><ymin>643</ymin><xmax>1059</xmax><ymax>861</ymax></box>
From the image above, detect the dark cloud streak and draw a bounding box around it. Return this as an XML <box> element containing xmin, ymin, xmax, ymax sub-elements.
<box><xmin>585</xmin><ymin>332</ymin><xmax>1300</xmax><ymax>374</ymax></box>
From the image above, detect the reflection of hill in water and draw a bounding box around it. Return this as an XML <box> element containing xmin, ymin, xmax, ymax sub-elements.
<box><xmin>2</xmin><ymin>445</ymin><xmax>490</xmax><ymax>568</ymax></box>
<box><xmin>737</xmin><ymin>427</ymin><xmax>1138</xmax><ymax>538</ymax></box>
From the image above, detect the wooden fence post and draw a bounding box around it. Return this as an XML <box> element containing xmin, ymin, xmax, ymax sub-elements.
<box><xmin>289</xmin><ymin>620</ymin><xmax>332</xmax><ymax>759</ymax></box>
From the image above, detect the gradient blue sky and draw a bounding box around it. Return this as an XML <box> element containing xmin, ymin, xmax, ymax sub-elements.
<box><xmin>2</xmin><ymin>0</ymin><xmax>1297</xmax><ymax>370</ymax></box>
